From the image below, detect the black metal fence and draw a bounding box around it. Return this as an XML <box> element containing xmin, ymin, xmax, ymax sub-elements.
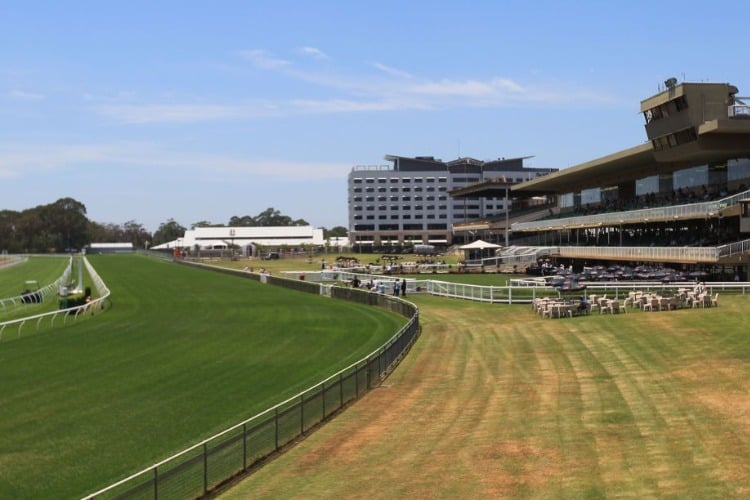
<box><xmin>85</xmin><ymin>262</ymin><xmax>419</xmax><ymax>499</ymax></box>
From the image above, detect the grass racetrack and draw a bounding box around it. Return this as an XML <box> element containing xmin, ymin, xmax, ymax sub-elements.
<box><xmin>222</xmin><ymin>291</ymin><xmax>750</xmax><ymax>498</ymax></box>
<box><xmin>0</xmin><ymin>254</ymin><xmax>406</xmax><ymax>498</ymax></box>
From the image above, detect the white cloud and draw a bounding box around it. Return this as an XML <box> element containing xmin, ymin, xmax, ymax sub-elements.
<box><xmin>297</xmin><ymin>46</ymin><xmax>329</xmax><ymax>60</ymax></box>
<box><xmin>8</xmin><ymin>89</ymin><xmax>45</xmax><ymax>101</ymax></box>
<box><xmin>0</xmin><ymin>142</ymin><xmax>349</xmax><ymax>181</ymax></box>
<box><xmin>238</xmin><ymin>49</ymin><xmax>291</xmax><ymax>69</ymax></box>
<box><xmin>95</xmin><ymin>104</ymin><xmax>244</xmax><ymax>124</ymax></box>
<box><xmin>88</xmin><ymin>50</ymin><xmax>618</xmax><ymax>125</ymax></box>
<box><xmin>371</xmin><ymin>62</ymin><xmax>413</xmax><ymax>80</ymax></box>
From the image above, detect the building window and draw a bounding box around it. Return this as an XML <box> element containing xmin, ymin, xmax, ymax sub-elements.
<box><xmin>674</xmin><ymin>95</ymin><xmax>688</xmax><ymax>111</ymax></box>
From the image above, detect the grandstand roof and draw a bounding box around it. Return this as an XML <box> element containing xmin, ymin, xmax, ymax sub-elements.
<box><xmin>511</xmin><ymin>143</ymin><xmax>656</xmax><ymax>195</ymax></box>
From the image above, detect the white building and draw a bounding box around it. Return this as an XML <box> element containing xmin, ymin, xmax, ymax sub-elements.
<box><xmin>347</xmin><ymin>155</ymin><xmax>555</xmax><ymax>248</ymax></box>
<box><xmin>152</xmin><ymin>226</ymin><xmax>325</xmax><ymax>256</ymax></box>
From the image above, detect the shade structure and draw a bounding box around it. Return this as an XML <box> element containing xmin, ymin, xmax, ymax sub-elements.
<box><xmin>459</xmin><ymin>239</ymin><xmax>501</xmax><ymax>250</ymax></box>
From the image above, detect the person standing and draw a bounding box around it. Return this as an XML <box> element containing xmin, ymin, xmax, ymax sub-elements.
<box><xmin>401</xmin><ymin>278</ymin><xmax>407</xmax><ymax>297</ymax></box>
<box><xmin>392</xmin><ymin>280</ymin><xmax>400</xmax><ymax>296</ymax></box>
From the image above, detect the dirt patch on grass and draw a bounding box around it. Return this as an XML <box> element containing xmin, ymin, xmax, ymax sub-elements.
<box><xmin>223</xmin><ymin>297</ymin><xmax>750</xmax><ymax>499</ymax></box>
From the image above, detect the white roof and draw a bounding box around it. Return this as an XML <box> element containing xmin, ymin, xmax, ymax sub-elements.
<box><xmin>459</xmin><ymin>239</ymin><xmax>501</xmax><ymax>250</ymax></box>
<box><xmin>89</xmin><ymin>242</ymin><xmax>134</xmax><ymax>249</ymax></box>
<box><xmin>152</xmin><ymin>226</ymin><xmax>325</xmax><ymax>250</ymax></box>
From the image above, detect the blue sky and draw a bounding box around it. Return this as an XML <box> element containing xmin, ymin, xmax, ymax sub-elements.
<box><xmin>2</xmin><ymin>1</ymin><xmax>748</xmax><ymax>232</ymax></box>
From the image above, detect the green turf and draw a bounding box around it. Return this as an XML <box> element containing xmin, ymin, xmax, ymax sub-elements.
<box><xmin>0</xmin><ymin>256</ymin><xmax>71</xmax><ymax>320</ymax></box>
<box><xmin>0</xmin><ymin>254</ymin><xmax>406</xmax><ymax>499</ymax></box>
<box><xmin>224</xmin><ymin>292</ymin><xmax>750</xmax><ymax>498</ymax></box>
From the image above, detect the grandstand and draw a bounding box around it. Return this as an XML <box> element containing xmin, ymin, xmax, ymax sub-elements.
<box><xmin>453</xmin><ymin>80</ymin><xmax>750</xmax><ymax>279</ymax></box>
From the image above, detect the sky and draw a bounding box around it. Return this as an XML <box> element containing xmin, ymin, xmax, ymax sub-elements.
<box><xmin>2</xmin><ymin>0</ymin><xmax>749</xmax><ymax>233</ymax></box>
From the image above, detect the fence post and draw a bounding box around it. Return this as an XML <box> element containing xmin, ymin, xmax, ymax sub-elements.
<box><xmin>322</xmin><ymin>382</ymin><xmax>326</xmax><ymax>418</ymax></box>
<box><xmin>153</xmin><ymin>467</ymin><xmax>158</xmax><ymax>500</ymax></box>
<box><xmin>203</xmin><ymin>442</ymin><xmax>208</xmax><ymax>495</ymax></box>
<box><xmin>242</xmin><ymin>423</ymin><xmax>247</xmax><ymax>471</ymax></box>
<box><xmin>274</xmin><ymin>408</ymin><xmax>279</xmax><ymax>450</ymax></box>
<box><xmin>339</xmin><ymin>373</ymin><xmax>344</xmax><ymax>408</ymax></box>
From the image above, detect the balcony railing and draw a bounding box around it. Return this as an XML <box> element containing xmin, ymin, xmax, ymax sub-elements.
<box><xmin>728</xmin><ymin>104</ymin><xmax>750</xmax><ymax>119</ymax></box>
<box><xmin>512</xmin><ymin>190</ymin><xmax>750</xmax><ymax>233</ymax></box>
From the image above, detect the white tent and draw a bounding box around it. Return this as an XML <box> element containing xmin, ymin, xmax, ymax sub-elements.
<box><xmin>459</xmin><ymin>239</ymin><xmax>501</xmax><ymax>250</ymax></box>
<box><xmin>459</xmin><ymin>239</ymin><xmax>501</xmax><ymax>260</ymax></box>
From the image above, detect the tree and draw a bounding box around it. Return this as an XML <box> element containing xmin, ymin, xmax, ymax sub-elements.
<box><xmin>191</xmin><ymin>220</ymin><xmax>220</xmax><ymax>229</ymax></box>
<box><xmin>228</xmin><ymin>208</ymin><xmax>309</xmax><ymax>227</ymax></box>
<box><xmin>123</xmin><ymin>220</ymin><xmax>151</xmax><ymax>249</ymax></box>
<box><xmin>325</xmin><ymin>226</ymin><xmax>348</xmax><ymax>238</ymax></box>
<box><xmin>38</xmin><ymin>198</ymin><xmax>90</xmax><ymax>251</ymax></box>
<box><xmin>152</xmin><ymin>218</ymin><xmax>187</xmax><ymax>246</ymax></box>
<box><xmin>0</xmin><ymin>210</ymin><xmax>21</xmax><ymax>253</ymax></box>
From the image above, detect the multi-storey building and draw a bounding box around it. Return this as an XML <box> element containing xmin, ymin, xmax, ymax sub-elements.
<box><xmin>503</xmin><ymin>80</ymin><xmax>750</xmax><ymax>276</ymax></box>
<box><xmin>347</xmin><ymin>155</ymin><xmax>555</xmax><ymax>248</ymax></box>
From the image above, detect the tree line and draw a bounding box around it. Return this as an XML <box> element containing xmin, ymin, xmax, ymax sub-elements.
<box><xmin>0</xmin><ymin>198</ymin><xmax>347</xmax><ymax>254</ymax></box>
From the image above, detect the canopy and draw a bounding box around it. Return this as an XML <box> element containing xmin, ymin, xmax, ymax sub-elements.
<box><xmin>459</xmin><ymin>239</ymin><xmax>501</xmax><ymax>250</ymax></box>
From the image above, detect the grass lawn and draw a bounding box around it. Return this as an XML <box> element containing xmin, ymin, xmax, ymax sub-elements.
<box><xmin>222</xmin><ymin>290</ymin><xmax>750</xmax><ymax>498</ymax></box>
<box><xmin>0</xmin><ymin>254</ymin><xmax>406</xmax><ymax>498</ymax></box>
<box><xmin>0</xmin><ymin>256</ymin><xmax>71</xmax><ymax>321</ymax></box>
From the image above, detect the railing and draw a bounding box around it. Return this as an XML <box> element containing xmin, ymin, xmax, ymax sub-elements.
<box><xmin>555</xmin><ymin>245</ymin><xmax>720</xmax><ymax>263</ymax></box>
<box><xmin>729</xmin><ymin>104</ymin><xmax>750</xmax><ymax>118</ymax></box>
<box><xmin>291</xmin><ymin>270</ymin><xmax>750</xmax><ymax>305</ymax></box>
<box><xmin>512</xmin><ymin>189</ymin><xmax>750</xmax><ymax>233</ymax></box>
<box><xmin>0</xmin><ymin>256</ymin><xmax>73</xmax><ymax>312</ymax></box>
<box><xmin>0</xmin><ymin>257</ymin><xmax>109</xmax><ymax>343</ymax></box>
<box><xmin>717</xmin><ymin>238</ymin><xmax>750</xmax><ymax>258</ymax></box>
<box><xmin>84</xmin><ymin>263</ymin><xmax>419</xmax><ymax>500</ymax></box>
